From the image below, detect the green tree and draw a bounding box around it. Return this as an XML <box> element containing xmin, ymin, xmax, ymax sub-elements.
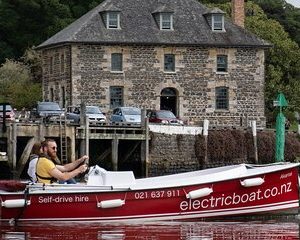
<box><xmin>0</xmin><ymin>0</ymin><xmax>104</xmax><ymax>64</ymax></box>
<box><xmin>245</xmin><ymin>2</ymin><xmax>300</xmax><ymax>118</ymax></box>
<box><xmin>253</xmin><ymin>0</ymin><xmax>300</xmax><ymax>46</ymax></box>
<box><xmin>0</xmin><ymin>59</ymin><xmax>42</xmax><ymax>109</ymax></box>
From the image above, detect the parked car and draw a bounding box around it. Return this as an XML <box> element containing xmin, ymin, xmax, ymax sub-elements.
<box><xmin>30</xmin><ymin>101</ymin><xmax>64</xmax><ymax>119</ymax></box>
<box><xmin>148</xmin><ymin>110</ymin><xmax>184</xmax><ymax>125</ymax></box>
<box><xmin>0</xmin><ymin>104</ymin><xmax>16</xmax><ymax>122</ymax></box>
<box><xmin>66</xmin><ymin>105</ymin><xmax>106</xmax><ymax>124</ymax></box>
<box><xmin>110</xmin><ymin>107</ymin><xmax>141</xmax><ymax>124</ymax></box>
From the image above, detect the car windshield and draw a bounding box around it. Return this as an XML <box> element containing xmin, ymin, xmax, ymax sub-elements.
<box><xmin>157</xmin><ymin>111</ymin><xmax>176</xmax><ymax>118</ymax></box>
<box><xmin>0</xmin><ymin>105</ymin><xmax>12</xmax><ymax>112</ymax></box>
<box><xmin>86</xmin><ymin>106</ymin><xmax>102</xmax><ymax>114</ymax></box>
<box><xmin>122</xmin><ymin>108</ymin><xmax>141</xmax><ymax>115</ymax></box>
<box><xmin>38</xmin><ymin>103</ymin><xmax>61</xmax><ymax>111</ymax></box>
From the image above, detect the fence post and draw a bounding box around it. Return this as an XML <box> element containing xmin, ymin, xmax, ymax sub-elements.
<box><xmin>203</xmin><ymin>119</ymin><xmax>209</xmax><ymax>168</ymax></box>
<box><xmin>252</xmin><ymin>120</ymin><xmax>258</xmax><ymax>164</ymax></box>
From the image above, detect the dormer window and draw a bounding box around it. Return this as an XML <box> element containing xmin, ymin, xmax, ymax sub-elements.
<box><xmin>107</xmin><ymin>12</ymin><xmax>120</xmax><ymax>29</ymax></box>
<box><xmin>152</xmin><ymin>6</ymin><xmax>174</xmax><ymax>31</ymax></box>
<box><xmin>212</xmin><ymin>14</ymin><xmax>224</xmax><ymax>31</ymax></box>
<box><xmin>204</xmin><ymin>8</ymin><xmax>225</xmax><ymax>32</ymax></box>
<box><xmin>160</xmin><ymin>13</ymin><xmax>173</xmax><ymax>30</ymax></box>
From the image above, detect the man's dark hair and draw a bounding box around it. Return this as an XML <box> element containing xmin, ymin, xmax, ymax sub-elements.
<box><xmin>41</xmin><ymin>138</ymin><xmax>56</xmax><ymax>148</ymax></box>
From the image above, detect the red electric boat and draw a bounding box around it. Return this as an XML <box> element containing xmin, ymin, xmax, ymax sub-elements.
<box><xmin>0</xmin><ymin>162</ymin><xmax>299</xmax><ymax>223</ymax></box>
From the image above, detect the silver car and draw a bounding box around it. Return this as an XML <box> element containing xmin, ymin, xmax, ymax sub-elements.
<box><xmin>110</xmin><ymin>107</ymin><xmax>141</xmax><ymax>124</ymax></box>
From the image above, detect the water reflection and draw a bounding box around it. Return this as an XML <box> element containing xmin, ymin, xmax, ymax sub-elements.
<box><xmin>1</xmin><ymin>220</ymin><xmax>299</xmax><ymax>239</ymax></box>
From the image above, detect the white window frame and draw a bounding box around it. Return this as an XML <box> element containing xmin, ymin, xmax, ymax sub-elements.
<box><xmin>160</xmin><ymin>13</ymin><xmax>173</xmax><ymax>30</ymax></box>
<box><xmin>107</xmin><ymin>12</ymin><xmax>120</xmax><ymax>29</ymax></box>
<box><xmin>212</xmin><ymin>14</ymin><xmax>224</xmax><ymax>31</ymax></box>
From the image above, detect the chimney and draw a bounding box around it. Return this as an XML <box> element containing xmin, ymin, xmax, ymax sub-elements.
<box><xmin>232</xmin><ymin>0</ymin><xmax>245</xmax><ymax>28</ymax></box>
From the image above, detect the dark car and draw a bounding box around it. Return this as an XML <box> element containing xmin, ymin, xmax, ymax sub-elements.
<box><xmin>148</xmin><ymin>110</ymin><xmax>184</xmax><ymax>125</ymax></box>
<box><xmin>0</xmin><ymin>104</ymin><xmax>16</xmax><ymax>122</ymax></box>
<box><xmin>30</xmin><ymin>102</ymin><xmax>64</xmax><ymax>119</ymax></box>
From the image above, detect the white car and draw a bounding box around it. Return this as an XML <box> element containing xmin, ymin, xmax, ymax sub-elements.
<box><xmin>67</xmin><ymin>106</ymin><xmax>106</xmax><ymax>124</ymax></box>
<box><xmin>86</xmin><ymin>106</ymin><xmax>106</xmax><ymax>124</ymax></box>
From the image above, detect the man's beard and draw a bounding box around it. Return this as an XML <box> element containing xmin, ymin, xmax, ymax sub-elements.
<box><xmin>48</xmin><ymin>150</ymin><xmax>57</xmax><ymax>161</ymax></box>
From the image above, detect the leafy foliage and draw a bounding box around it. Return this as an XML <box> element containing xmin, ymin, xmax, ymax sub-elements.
<box><xmin>0</xmin><ymin>59</ymin><xmax>42</xmax><ymax>109</ymax></box>
<box><xmin>253</xmin><ymin>0</ymin><xmax>300</xmax><ymax>46</ymax></box>
<box><xmin>0</xmin><ymin>0</ymin><xmax>104</xmax><ymax>63</ymax></box>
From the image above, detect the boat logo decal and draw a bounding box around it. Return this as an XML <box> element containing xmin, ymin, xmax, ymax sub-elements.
<box><xmin>179</xmin><ymin>182</ymin><xmax>293</xmax><ymax>211</ymax></box>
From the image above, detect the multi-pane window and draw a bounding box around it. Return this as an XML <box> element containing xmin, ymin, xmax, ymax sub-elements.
<box><xmin>61</xmin><ymin>86</ymin><xmax>66</xmax><ymax>108</ymax></box>
<box><xmin>216</xmin><ymin>87</ymin><xmax>229</xmax><ymax>110</ymax></box>
<box><xmin>164</xmin><ymin>54</ymin><xmax>175</xmax><ymax>72</ymax></box>
<box><xmin>107</xmin><ymin>12</ymin><xmax>120</xmax><ymax>29</ymax></box>
<box><xmin>111</xmin><ymin>53</ymin><xmax>123</xmax><ymax>71</ymax></box>
<box><xmin>217</xmin><ymin>55</ymin><xmax>228</xmax><ymax>72</ymax></box>
<box><xmin>60</xmin><ymin>54</ymin><xmax>64</xmax><ymax>73</ymax></box>
<box><xmin>160</xmin><ymin>13</ymin><xmax>173</xmax><ymax>30</ymax></box>
<box><xmin>110</xmin><ymin>86</ymin><xmax>123</xmax><ymax>109</ymax></box>
<box><xmin>212</xmin><ymin>14</ymin><xmax>224</xmax><ymax>31</ymax></box>
<box><xmin>50</xmin><ymin>88</ymin><xmax>54</xmax><ymax>102</ymax></box>
<box><xmin>50</xmin><ymin>57</ymin><xmax>53</xmax><ymax>74</ymax></box>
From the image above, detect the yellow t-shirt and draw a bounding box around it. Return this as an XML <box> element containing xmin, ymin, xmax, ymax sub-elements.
<box><xmin>36</xmin><ymin>157</ymin><xmax>56</xmax><ymax>184</ymax></box>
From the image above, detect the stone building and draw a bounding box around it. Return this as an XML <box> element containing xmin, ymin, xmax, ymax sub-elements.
<box><xmin>36</xmin><ymin>0</ymin><xmax>270</xmax><ymax>128</ymax></box>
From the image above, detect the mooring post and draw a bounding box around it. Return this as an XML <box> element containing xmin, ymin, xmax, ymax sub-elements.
<box><xmin>252</xmin><ymin>120</ymin><xmax>258</xmax><ymax>164</ymax></box>
<box><xmin>112</xmin><ymin>136</ymin><xmax>119</xmax><ymax>171</ymax></box>
<box><xmin>85</xmin><ymin>116</ymin><xmax>89</xmax><ymax>161</ymax></box>
<box><xmin>203</xmin><ymin>119</ymin><xmax>209</xmax><ymax>168</ymax></box>
<box><xmin>140</xmin><ymin>111</ymin><xmax>149</xmax><ymax>177</ymax></box>
<box><xmin>70</xmin><ymin>128</ymin><xmax>76</xmax><ymax>162</ymax></box>
<box><xmin>11</xmin><ymin>122</ymin><xmax>17</xmax><ymax>178</ymax></box>
<box><xmin>38</xmin><ymin>121</ymin><xmax>45</xmax><ymax>141</ymax></box>
<box><xmin>7</xmin><ymin>125</ymin><xmax>13</xmax><ymax>171</ymax></box>
<box><xmin>140</xmin><ymin>109</ymin><xmax>149</xmax><ymax>177</ymax></box>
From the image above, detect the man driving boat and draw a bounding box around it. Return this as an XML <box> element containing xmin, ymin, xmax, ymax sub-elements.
<box><xmin>36</xmin><ymin>139</ymin><xmax>88</xmax><ymax>184</ymax></box>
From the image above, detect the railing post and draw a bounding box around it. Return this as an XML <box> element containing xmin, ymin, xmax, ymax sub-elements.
<box><xmin>252</xmin><ymin>120</ymin><xmax>258</xmax><ymax>164</ymax></box>
<box><xmin>203</xmin><ymin>119</ymin><xmax>209</xmax><ymax>169</ymax></box>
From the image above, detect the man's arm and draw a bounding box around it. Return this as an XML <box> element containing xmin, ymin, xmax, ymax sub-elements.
<box><xmin>56</xmin><ymin>155</ymin><xmax>89</xmax><ymax>172</ymax></box>
<box><xmin>49</xmin><ymin>164</ymin><xmax>88</xmax><ymax>181</ymax></box>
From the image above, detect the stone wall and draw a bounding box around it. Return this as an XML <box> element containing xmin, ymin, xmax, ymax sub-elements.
<box><xmin>148</xmin><ymin>133</ymin><xmax>199</xmax><ymax>176</ymax></box>
<box><xmin>41</xmin><ymin>44</ymin><xmax>266</xmax><ymax>128</ymax></box>
<box><xmin>148</xmin><ymin>130</ymin><xmax>300</xmax><ymax>176</ymax></box>
<box><xmin>41</xmin><ymin>46</ymin><xmax>72</xmax><ymax>107</ymax></box>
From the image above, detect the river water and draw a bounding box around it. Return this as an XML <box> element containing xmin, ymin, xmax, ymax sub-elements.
<box><xmin>1</xmin><ymin>219</ymin><xmax>299</xmax><ymax>239</ymax></box>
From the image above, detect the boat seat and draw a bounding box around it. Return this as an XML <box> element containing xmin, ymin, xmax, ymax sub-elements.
<box><xmin>87</xmin><ymin>165</ymin><xmax>135</xmax><ymax>186</ymax></box>
<box><xmin>103</xmin><ymin>171</ymin><xmax>135</xmax><ymax>186</ymax></box>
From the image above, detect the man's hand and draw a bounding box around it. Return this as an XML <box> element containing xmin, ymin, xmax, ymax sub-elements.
<box><xmin>78</xmin><ymin>164</ymin><xmax>88</xmax><ymax>174</ymax></box>
<box><xmin>77</xmin><ymin>155</ymin><xmax>89</xmax><ymax>164</ymax></box>
<box><xmin>79</xmin><ymin>155</ymin><xmax>89</xmax><ymax>162</ymax></box>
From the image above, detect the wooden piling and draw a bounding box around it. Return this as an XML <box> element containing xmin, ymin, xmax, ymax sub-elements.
<box><xmin>112</xmin><ymin>136</ymin><xmax>119</xmax><ymax>171</ymax></box>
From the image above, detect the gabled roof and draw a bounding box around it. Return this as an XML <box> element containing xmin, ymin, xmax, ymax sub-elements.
<box><xmin>36</xmin><ymin>0</ymin><xmax>270</xmax><ymax>49</ymax></box>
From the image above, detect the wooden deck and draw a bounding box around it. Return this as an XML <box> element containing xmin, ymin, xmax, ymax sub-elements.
<box><xmin>0</xmin><ymin>120</ymin><xmax>149</xmax><ymax>178</ymax></box>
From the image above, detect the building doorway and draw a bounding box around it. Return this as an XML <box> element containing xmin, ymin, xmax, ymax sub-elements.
<box><xmin>160</xmin><ymin>88</ymin><xmax>177</xmax><ymax>115</ymax></box>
